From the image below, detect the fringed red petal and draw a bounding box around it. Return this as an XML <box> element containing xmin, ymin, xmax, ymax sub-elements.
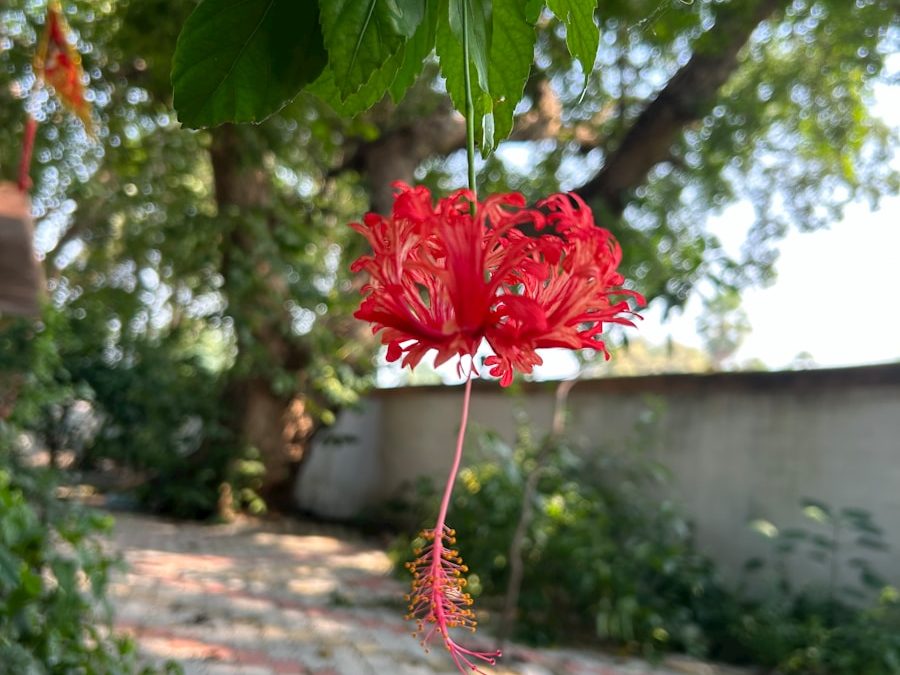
<box><xmin>349</xmin><ymin>183</ymin><xmax>644</xmax><ymax>387</ymax></box>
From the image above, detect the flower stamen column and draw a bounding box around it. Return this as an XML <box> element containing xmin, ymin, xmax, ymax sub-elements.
<box><xmin>404</xmin><ymin>369</ymin><xmax>500</xmax><ymax>672</ymax></box>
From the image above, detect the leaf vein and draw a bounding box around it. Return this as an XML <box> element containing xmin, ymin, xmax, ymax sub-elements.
<box><xmin>206</xmin><ymin>0</ymin><xmax>278</xmax><ymax>110</ymax></box>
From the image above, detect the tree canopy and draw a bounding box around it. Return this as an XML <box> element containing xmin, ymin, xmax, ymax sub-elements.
<box><xmin>0</xmin><ymin>0</ymin><xmax>897</xmax><ymax>507</ymax></box>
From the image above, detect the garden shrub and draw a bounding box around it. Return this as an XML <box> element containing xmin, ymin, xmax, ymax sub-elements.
<box><xmin>0</xmin><ymin>436</ymin><xmax>179</xmax><ymax>673</ymax></box>
<box><xmin>1</xmin><ymin>314</ymin><xmax>176</xmax><ymax>673</ymax></box>
<box><xmin>712</xmin><ymin>503</ymin><xmax>900</xmax><ymax>673</ymax></box>
<box><xmin>74</xmin><ymin>338</ymin><xmax>261</xmax><ymax>519</ymax></box>
<box><xmin>2</xmin><ymin>311</ymin><xmax>262</xmax><ymax>519</ymax></box>
<box><xmin>390</xmin><ymin>404</ymin><xmax>900</xmax><ymax>673</ymax></box>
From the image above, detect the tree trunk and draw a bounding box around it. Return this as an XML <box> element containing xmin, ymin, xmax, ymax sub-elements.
<box><xmin>209</xmin><ymin>124</ymin><xmax>310</xmax><ymax>510</ymax></box>
<box><xmin>344</xmin><ymin>104</ymin><xmax>467</xmax><ymax>214</ymax></box>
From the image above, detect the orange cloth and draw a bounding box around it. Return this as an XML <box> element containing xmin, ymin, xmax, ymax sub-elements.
<box><xmin>34</xmin><ymin>2</ymin><xmax>92</xmax><ymax>132</ymax></box>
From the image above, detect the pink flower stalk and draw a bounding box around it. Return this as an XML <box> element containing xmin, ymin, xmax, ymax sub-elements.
<box><xmin>349</xmin><ymin>183</ymin><xmax>643</xmax><ymax>672</ymax></box>
<box><xmin>404</xmin><ymin>375</ymin><xmax>500</xmax><ymax>673</ymax></box>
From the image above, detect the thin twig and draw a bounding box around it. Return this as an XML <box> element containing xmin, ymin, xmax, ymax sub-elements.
<box><xmin>498</xmin><ymin>377</ymin><xmax>578</xmax><ymax>646</ymax></box>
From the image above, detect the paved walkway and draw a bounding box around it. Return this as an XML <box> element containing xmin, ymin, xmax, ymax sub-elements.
<box><xmin>107</xmin><ymin>511</ymin><xmax>745</xmax><ymax>675</ymax></box>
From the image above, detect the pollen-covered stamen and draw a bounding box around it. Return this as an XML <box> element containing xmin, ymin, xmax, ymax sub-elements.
<box><xmin>406</xmin><ymin>525</ymin><xmax>501</xmax><ymax>674</ymax></box>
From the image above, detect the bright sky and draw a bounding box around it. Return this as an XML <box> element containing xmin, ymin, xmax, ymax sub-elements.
<box><xmin>643</xmin><ymin>72</ymin><xmax>900</xmax><ymax>371</ymax></box>
<box><xmin>640</xmin><ymin>195</ymin><xmax>900</xmax><ymax>370</ymax></box>
<box><xmin>740</xmin><ymin>199</ymin><xmax>899</xmax><ymax>368</ymax></box>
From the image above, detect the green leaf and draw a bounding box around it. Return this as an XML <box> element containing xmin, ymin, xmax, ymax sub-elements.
<box><xmin>439</xmin><ymin>0</ymin><xmax>534</xmax><ymax>153</ymax></box>
<box><xmin>781</xmin><ymin>528</ymin><xmax>807</xmax><ymax>541</ymax></box>
<box><xmin>319</xmin><ymin>0</ymin><xmax>424</xmax><ymax>100</ymax></box>
<box><xmin>172</xmin><ymin>0</ymin><xmax>327</xmax><ymax>128</ymax></box>
<box><xmin>436</xmin><ymin>0</ymin><xmax>493</xmax><ymax>152</ymax></box>
<box><xmin>546</xmin><ymin>0</ymin><xmax>599</xmax><ymax>85</ymax></box>
<box><xmin>20</xmin><ymin>568</ymin><xmax>42</xmax><ymax>597</ymax></box>
<box><xmin>743</xmin><ymin>556</ymin><xmax>765</xmax><ymax>572</ymax></box>
<box><xmin>857</xmin><ymin>536</ymin><xmax>890</xmax><ymax>551</ymax></box>
<box><xmin>488</xmin><ymin>0</ymin><xmax>536</xmax><ymax>143</ymax></box>
<box><xmin>861</xmin><ymin>569</ymin><xmax>888</xmax><ymax>589</ymax></box>
<box><xmin>0</xmin><ymin>549</ymin><xmax>19</xmax><ymax>590</ymax></box>
<box><xmin>448</xmin><ymin>0</ymin><xmax>492</xmax><ymax>94</ymax></box>
<box><xmin>393</xmin><ymin>0</ymin><xmax>427</xmax><ymax>37</ymax></box>
<box><xmin>749</xmin><ymin>518</ymin><xmax>778</xmax><ymax>539</ymax></box>
<box><xmin>389</xmin><ymin>0</ymin><xmax>440</xmax><ymax>103</ymax></box>
<box><xmin>811</xmin><ymin>534</ymin><xmax>836</xmax><ymax>550</ymax></box>
<box><xmin>51</xmin><ymin>559</ymin><xmax>77</xmax><ymax>593</ymax></box>
<box><xmin>525</xmin><ymin>0</ymin><xmax>543</xmax><ymax>24</ymax></box>
<box><xmin>309</xmin><ymin>49</ymin><xmax>406</xmax><ymax>116</ymax></box>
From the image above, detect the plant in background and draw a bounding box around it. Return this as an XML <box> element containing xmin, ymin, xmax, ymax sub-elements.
<box><xmin>73</xmin><ymin>337</ymin><xmax>243</xmax><ymax>520</ymax></box>
<box><xmin>747</xmin><ymin>499</ymin><xmax>890</xmax><ymax>605</ymax></box>
<box><xmin>0</xmin><ymin>461</ymin><xmax>137</xmax><ymax>673</ymax></box>
<box><xmin>731</xmin><ymin>500</ymin><xmax>900</xmax><ymax>674</ymax></box>
<box><xmin>391</xmin><ymin>401</ymin><xmax>724</xmax><ymax>657</ymax></box>
<box><xmin>0</xmin><ymin>447</ymin><xmax>183</xmax><ymax>674</ymax></box>
<box><xmin>389</xmin><ymin>410</ymin><xmax>900</xmax><ymax>673</ymax></box>
<box><xmin>0</xmin><ymin>318</ymin><xmax>178</xmax><ymax>674</ymax></box>
<box><xmin>2</xmin><ymin>308</ymin><xmax>251</xmax><ymax>520</ymax></box>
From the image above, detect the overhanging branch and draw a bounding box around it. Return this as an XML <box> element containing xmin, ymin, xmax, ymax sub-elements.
<box><xmin>575</xmin><ymin>0</ymin><xmax>787</xmax><ymax>215</ymax></box>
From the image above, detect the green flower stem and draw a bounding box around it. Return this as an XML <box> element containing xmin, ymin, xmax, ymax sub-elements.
<box><xmin>461</xmin><ymin>0</ymin><xmax>477</xmax><ymax>203</ymax></box>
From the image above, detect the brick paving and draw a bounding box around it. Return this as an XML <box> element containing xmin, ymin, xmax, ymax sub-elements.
<box><xmin>106</xmin><ymin>511</ymin><xmax>746</xmax><ymax>675</ymax></box>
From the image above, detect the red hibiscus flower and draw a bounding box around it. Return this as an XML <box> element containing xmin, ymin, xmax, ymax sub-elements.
<box><xmin>349</xmin><ymin>183</ymin><xmax>643</xmax><ymax>673</ymax></box>
<box><xmin>351</xmin><ymin>183</ymin><xmax>643</xmax><ymax>385</ymax></box>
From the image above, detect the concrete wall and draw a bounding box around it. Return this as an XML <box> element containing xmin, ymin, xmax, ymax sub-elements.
<box><xmin>296</xmin><ymin>364</ymin><xmax>900</xmax><ymax>588</ymax></box>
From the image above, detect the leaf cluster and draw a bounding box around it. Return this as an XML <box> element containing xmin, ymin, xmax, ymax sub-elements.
<box><xmin>1</xmin><ymin>306</ymin><xmax>254</xmax><ymax>519</ymax></box>
<box><xmin>0</xmin><ymin>390</ymin><xmax>177</xmax><ymax>673</ymax></box>
<box><xmin>171</xmin><ymin>0</ymin><xmax>600</xmax><ymax>154</ymax></box>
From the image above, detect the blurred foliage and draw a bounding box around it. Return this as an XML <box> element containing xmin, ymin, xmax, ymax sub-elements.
<box><xmin>594</xmin><ymin>336</ymin><xmax>715</xmax><ymax>375</ymax></box>
<box><xmin>390</xmin><ymin>408</ymin><xmax>900</xmax><ymax>671</ymax></box>
<box><xmin>0</xmin><ymin>307</ymin><xmax>256</xmax><ymax>518</ymax></box>
<box><xmin>746</xmin><ymin>498</ymin><xmax>891</xmax><ymax>603</ymax></box>
<box><xmin>0</xmin><ymin>462</ymin><xmax>166</xmax><ymax>674</ymax></box>
<box><xmin>0</xmin><ymin>0</ymin><xmax>897</xmax><ymax>509</ymax></box>
<box><xmin>75</xmin><ymin>336</ymin><xmax>259</xmax><ymax>519</ymax></box>
<box><xmin>0</xmin><ymin>323</ymin><xmax>178</xmax><ymax>674</ymax></box>
<box><xmin>391</xmin><ymin>405</ymin><xmax>728</xmax><ymax>654</ymax></box>
<box><xmin>711</xmin><ymin>501</ymin><xmax>900</xmax><ymax>674</ymax></box>
<box><xmin>695</xmin><ymin>289</ymin><xmax>752</xmax><ymax>369</ymax></box>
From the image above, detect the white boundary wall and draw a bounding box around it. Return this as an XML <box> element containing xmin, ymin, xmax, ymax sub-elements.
<box><xmin>296</xmin><ymin>364</ymin><xmax>900</xmax><ymax>587</ymax></box>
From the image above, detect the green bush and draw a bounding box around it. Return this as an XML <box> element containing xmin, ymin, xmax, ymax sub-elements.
<box><xmin>74</xmin><ymin>338</ymin><xmax>259</xmax><ymax>519</ymax></box>
<box><xmin>393</xmin><ymin>405</ymin><xmax>725</xmax><ymax>655</ymax></box>
<box><xmin>693</xmin><ymin>589</ymin><xmax>900</xmax><ymax>674</ymax></box>
<box><xmin>711</xmin><ymin>502</ymin><xmax>900</xmax><ymax>673</ymax></box>
<box><xmin>390</xmin><ymin>404</ymin><xmax>900</xmax><ymax>673</ymax></box>
<box><xmin>2</xmin><ymin>310</ymin><xmax>260</xmax><ymax>519</ymax></box>
<box><xmin>0</xmin><ymin>450</ymin><xmax>176</xmax><ymax>674</ymax></box>
<box><xmin>1</xmin><ymin>314</ymin><xmax>176</xmax><ymax>673</ymax></box>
